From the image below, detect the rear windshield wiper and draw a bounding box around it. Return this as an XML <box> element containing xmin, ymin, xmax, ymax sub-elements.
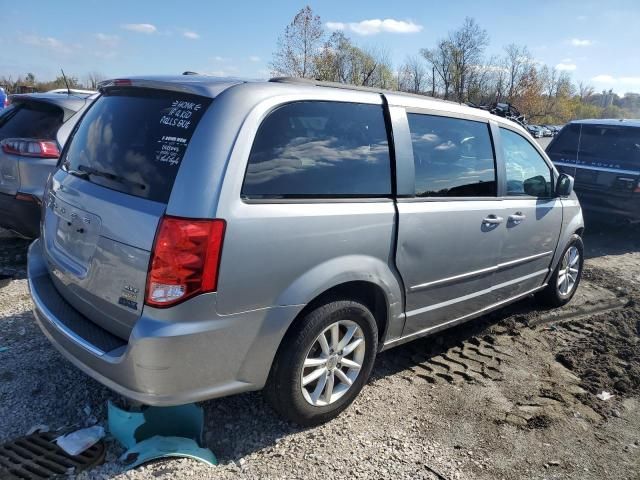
<box><xmin>69</xmin><ymin>163</ymin><xmax>146</xmax><ymax>191</ymax></box>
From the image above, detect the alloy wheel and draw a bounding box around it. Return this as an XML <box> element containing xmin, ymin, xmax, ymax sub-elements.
<box><xmin>557</xmin><ymin>245</ymin><xmax>580</xmax><ymax>296</ymax></box>
<box><xmin>301</xmin><ymin>320</ymin><xmax>366</xmax><ymax>406</ymax></box>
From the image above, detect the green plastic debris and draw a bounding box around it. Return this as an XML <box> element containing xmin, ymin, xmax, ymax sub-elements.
<box><xmin>107</xmin><ymin>401</ymin><xmax>216</xmax><ymax>468</ymax></box>
<box><xmin>107</xmin><ymin>402</ymin><xmax>145</xmax><ymax>449</ymax></box>
<box><xmin>120</xmin><ymin>436</ymin><xmax>217</xmax><ymax>468</ymax></box>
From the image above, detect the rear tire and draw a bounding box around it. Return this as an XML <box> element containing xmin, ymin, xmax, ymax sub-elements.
<box><xmin>536</xmin><ymin>234</ymin><xmax>584</xmax><ymax>308</ymax></box>
<box><xmin>264</xmin><ymin>299</ymin><xmax>378</xmax><ymax>427</ymax></box>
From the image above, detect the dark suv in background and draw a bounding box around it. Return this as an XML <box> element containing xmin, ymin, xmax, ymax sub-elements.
<box><xmin>0</xmin><ymin>92</ymin><xmax>95</xmax><ymax>237</ymax></box>
<box><xmin>546</xmin><ymin>119</ymin><xmax>640</xmax><ymax>222</ymax></box>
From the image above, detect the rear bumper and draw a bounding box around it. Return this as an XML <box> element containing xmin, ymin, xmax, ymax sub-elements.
<box><xmin>28</xmin><ymin>239</ymin><xmax>302</xmax><ymax>405</ymax></box>
<box><xmin>575</xmin><ymin>189</ymin><xmax>640</xmax><ymax>221</ymax></box>
<box><xmin>0</xmin><ymin>192</ymin><xmax>41</xmax><ymax>238</ymax></box>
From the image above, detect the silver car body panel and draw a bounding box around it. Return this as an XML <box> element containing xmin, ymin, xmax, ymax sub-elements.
<box><xmin>28</xmin><ymin>76</ymin><xmax>584</xmax><ymax>405</ymax></box>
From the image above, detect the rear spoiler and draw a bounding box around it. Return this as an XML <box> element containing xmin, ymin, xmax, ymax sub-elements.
<box><xmin>98</xmin><ymin>78</ymin><xmax>244</xmax><ymax>98</ymax></box>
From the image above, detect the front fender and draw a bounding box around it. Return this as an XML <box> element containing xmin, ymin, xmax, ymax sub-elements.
<box><xmin>549</xmin><ymin>196</ymin><xmax>584</xmax><ymax>275</ymax></box>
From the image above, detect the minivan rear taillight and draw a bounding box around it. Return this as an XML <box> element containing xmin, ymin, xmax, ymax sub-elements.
<box><xmin>145</xmin><ymin>216</ymin><xmax>226</xmax><ymax>307</ymax></box>
<box><xmin>1</xmin><ymin>139</ymin><xmax>60</xmax><ymax>158</ymax></box>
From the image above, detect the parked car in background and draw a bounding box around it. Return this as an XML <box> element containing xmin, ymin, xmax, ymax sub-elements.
<box><xmin>0</xmin><ymin>87</ymin><xmax>8</xmax><ymax>109</ymax></box>
<box><xmin>0</xmin><ymin>91</ymin><xmax>95</xmax><ymax>237</ymax></box>
<box><xmin>540</xmin><ymin>125</ymin><xmax>555</xmax><ymax>136</ymax></box>
<box><xmin>28</xmin><ymin>75</ymin><xmax>583</xmax><ymax>427</ymax></box>
<box><xmin>546</xmin><ymin>119</ymin><xmax>640</xmax><ymax>222</ymax></box>
<box><xmin>527</xmin><ymin>124</ymin><xmax>543</xmax><ymax>138</ymax></box>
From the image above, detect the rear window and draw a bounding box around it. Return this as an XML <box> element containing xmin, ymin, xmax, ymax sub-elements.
<box><xmin>578</xmin><ymin>125</ymin><xmax>640</xmax><ymax>165</ymax></box>
<box><xmin>546</xmin><ymin>123</ymin><xmax>580</xmax><ymax>159</ymax></box>
<box><xmin>63</xmin><ymin>88</ymin><xmax>212</xmax><ymax>203</ymax></box>
<box><xmin>0</xmin><ymin>101</ymin><xmax>64</xmax><ymax>141</ymax></box>
<box><xmin>241</xmin><ymin>101</ymin><xmax>392</xmax><ymax>199</ymax></box>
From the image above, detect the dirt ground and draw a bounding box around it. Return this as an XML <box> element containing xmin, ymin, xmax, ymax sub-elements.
<box><xmin>0</xmin><ymin>224</ymin><xmax>639</xmax><ymax>480</ymax></box>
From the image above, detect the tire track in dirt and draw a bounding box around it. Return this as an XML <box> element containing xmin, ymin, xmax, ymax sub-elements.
<box><xmin>392</xmin><ymin>337</ymin><xmax>510</xmax><ymax>386</ymax></box>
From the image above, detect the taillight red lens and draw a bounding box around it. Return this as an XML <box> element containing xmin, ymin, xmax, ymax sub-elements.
<box><xmin>1</xmin><ymin>139</ymin><xmax>60</xmax><ymax>158</ymax></box>
<box><xmin>145</xmin><ymin>216</ymin><xmax>226</xmax><ymax>307</ymax></box>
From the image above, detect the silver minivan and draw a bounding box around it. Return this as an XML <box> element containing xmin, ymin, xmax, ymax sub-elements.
<box><xmin>28</xmin><ymin>76</ymin><xmax>584</xmax><ymax>426</ymax></box>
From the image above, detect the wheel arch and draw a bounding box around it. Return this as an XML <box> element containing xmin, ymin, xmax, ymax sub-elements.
<box><xmin>273</xmin><ymin>254</ymin><xmax>404</xmax><ymax>347</ymax></box>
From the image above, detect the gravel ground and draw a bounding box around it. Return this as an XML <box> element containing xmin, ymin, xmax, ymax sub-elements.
<box><xmin>1</xmin><ymin>225</ymin><xmax>639</xmax><ymax>480</ymax></box>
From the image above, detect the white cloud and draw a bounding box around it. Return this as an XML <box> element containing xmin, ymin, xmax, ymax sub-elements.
<box><xmin>248</xmin><ymin>55</ymin><xmax>261</xmax><ymax>62</ymax></box>
<box><xmin>121</xmin><ymin>23</ymin><xmax>157</xmax><ymax>34</ymax></box>
<box><xmin>556</xmin><ymin>62</ymin><xmax>577</xmax><ymax>71</ymax></box>
<box><xmin>183</xmin><ymin>31</ymin><xmax>199</xmax><ymax>40</ymax></box>
<box><xmin>592</xmin><ymin>74</ymin><xmax>616</xmax><ymax>83</ymax></box>
<box><xmin>20</xmin><ymin>35</ymin><xmax>73</xmax><ymax>54</ymax></box>
<box><xmin>95</xmin><ymin>33</ymin><xmax>119</xmax><ymax>48</ymax></box>
<box><xmin>212</xmin><ymin>56</ymin><xmax>229</xmax><ymax>62</ymax></box>
<box><xmin>326</xmin><ymin>18</ymin><xmax>423</xmax><ymax>36</ymax></box>
<box><xmin>620</xmin><ymin>77</ymin><xmax>640</xmax><ymax>86</ymax></box>
<box><xmin>591</xmin><ymin>75</ymin><xmax>640</xmax><ymax>92</ymax></box>
<box><xmin>570</xmin><ymin>38</ymin><xmax>593</xmax><ymax>47</ymax></box>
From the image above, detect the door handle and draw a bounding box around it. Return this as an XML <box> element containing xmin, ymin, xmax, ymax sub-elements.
<box><xmin>508</xmin><ymin>212</ymin><xmax>526</xmax><ymax>225</ymax></box>
<box><xmin>482</xmin><ymin>214</ymin><xmax>504</xmax><ymax>226</ymax></box>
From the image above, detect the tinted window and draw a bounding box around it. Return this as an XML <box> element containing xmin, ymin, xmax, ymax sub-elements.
<box><xmin>242</xmin><ymin>102</ymin><xmax>391</xmax><ymax>198</ymax></box>
<box><xmin>0</xmin><ymin>101</ymin><xmax>64</xmax><ymax>141</ymax></box>
<box><xmin>408</xmin><ymin>114</ymin><xmax>496</xmax><ymax>197</ymax></box>
<box><xmin>546</xmin><ymin>124</ymin><xmax>580</xmax><ymax>159</ymax></box>
<box><xmin>579</xmin><ymin>125</ymin><xmax>640</xmax><ymax>166</ymax></box>
<box><xmin>63</xmin><ymin>88</ymin><xmax>212</xmax><ymax>203</ymax></box>
<box><xmin>501</xmin><ymin>128</ymin><xmax>553</xmax><ymax>197</ymax></box>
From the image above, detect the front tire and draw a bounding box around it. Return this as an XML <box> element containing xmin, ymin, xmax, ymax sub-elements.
<box><xmin>536</xmin><ymin>234</ymin><xmax>584</xmax><ymax>307</ymax></box>
<box><xmin>264</xmin><ymin>299</ymin><xmax>378</xmax><ymax>427</ymax></box>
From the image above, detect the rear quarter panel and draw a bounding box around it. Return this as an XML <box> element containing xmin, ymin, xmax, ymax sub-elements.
<box><xmin>203</xmin><ymin>85</ymin><xmax>406</xmax><ymax>340</ymax></box>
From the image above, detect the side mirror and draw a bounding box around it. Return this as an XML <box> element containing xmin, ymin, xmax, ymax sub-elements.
<box><xmin>523</xmin><ymin>175</ymin><xmax>549</xmax><ymax>197</ymax></box>
<box><xmin>556</xmin><ymin>173</ymin><xmax>574</xmax><ymax>197</ymax></box>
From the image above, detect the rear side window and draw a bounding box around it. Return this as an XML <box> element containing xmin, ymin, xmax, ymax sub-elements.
<box><xmin>242</xmin><ymin>101</ymin><xmax>391</xmax><ymax>198</ymax></box>
<box><xmin>407</xmin><ymin>114</ymin><xmax>496</xmax><ymax>197</ymax></box>
<box><xmin>63</xmin><ymin>88</ymin><xmax>212</xmax><ymax>203</ymax></box>
<box><xmin>546</xmin><ymin>124</ymin><xmax>580</xmax><ymax>159</ymax></box>
<box><xmin>0</xmin><ymin>101</ymin><xmax>64</xmax><ymax>141</ymax></box>
<box><xmin>579</xmin><ymin>125</ymin><xmax>640</xmax><ymax>166</ymax></box>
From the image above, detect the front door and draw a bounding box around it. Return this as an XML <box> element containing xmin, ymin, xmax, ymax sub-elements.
<box><xmin>395</xmin><ymin>111</ymin><xmax>503</xmax><ymax>337</ymax></box>
<box><xmin>493</xmin><ymin>127</ymin><xmax>562</xmax><ymax>301</ymax></box>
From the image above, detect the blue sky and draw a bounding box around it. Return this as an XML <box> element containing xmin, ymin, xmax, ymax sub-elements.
<box><xmin>1</xmin><ymin>0</ymin><xmax>639</xmax><ymax>93</ymax></box>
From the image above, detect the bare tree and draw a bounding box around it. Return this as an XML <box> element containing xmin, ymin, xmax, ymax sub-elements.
<box><xmin>449</xmin><ymin>17</ymin><xmax>489</xmax><ymax>102</ymax></box>
<box><xmin>504</xmin><ymin>44</ymin><xmax>532</xmax><ymax>100</ymax></box>
<box><xmin>315</xmin><ymin>33</ymin><xmax>395</xmax><ymax>88</ymax></box>
<box><xmin>399</xmin><ymin>55</ymin><xmax>427</xmax><ymax>93</ymax></box>
<box><xmin>86</xmin><ymin>72</ymin><xmax>106</xmax><ymax>89</ymax></box>
<box><xmin>578</xmin><ymin>81</ymin><xmax>595</xmax><ymax>101</ymax></box>
<box><xmin>421</xmin><ymin>39</ymin><xmax>455</xmax><ymax>99</ymax></box>
<box><xmin>270</xmin><ymin>6</ymin><xmax>324</xmax><ymax>78</ymax></box>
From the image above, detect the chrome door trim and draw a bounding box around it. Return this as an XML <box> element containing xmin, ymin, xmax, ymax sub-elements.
<box><xmin>406</xmin><ymin>269</ymin><xmax>548</xmax><ymax>318</ymax></box>
<box><xmin>409</xmin><ymin>251</ymin><xmax>553</xmax><ymax>292</ymax></box>
<box><xmin>553</xmin><ymin>161</ymin><xmax>640</xmax><ymax>176</ymax></box>
<box><xmin>384</xmin><ymin>283</ymin><xmax>546</xmax><ymax>349</ymax></box>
